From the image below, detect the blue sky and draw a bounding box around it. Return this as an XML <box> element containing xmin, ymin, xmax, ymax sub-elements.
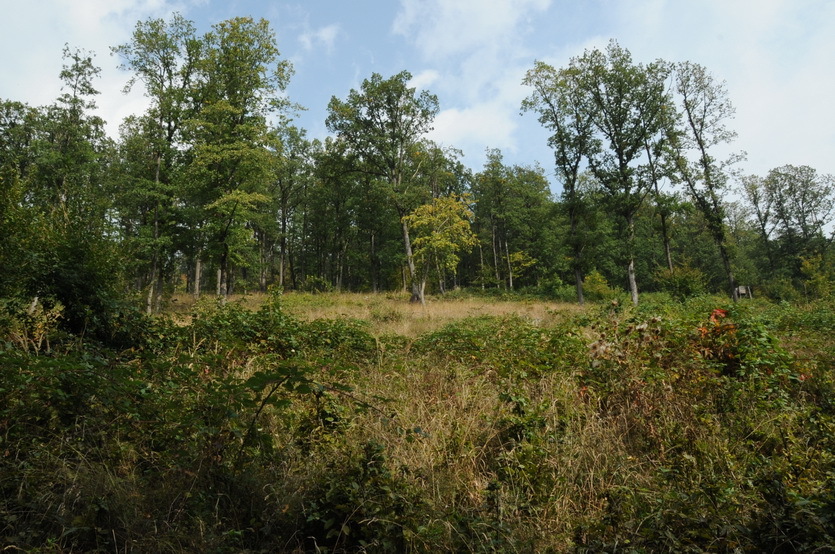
<box><xmin>1</xmin><ymin>0</ymin><xmax>833</xmax><ymax>191</ymax></box>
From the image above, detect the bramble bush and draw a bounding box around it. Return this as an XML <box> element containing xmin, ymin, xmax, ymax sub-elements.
<box><xmin>2</xmin><ymin>292</ymin><xmax>835</xmax><ymax>551</ymax></box>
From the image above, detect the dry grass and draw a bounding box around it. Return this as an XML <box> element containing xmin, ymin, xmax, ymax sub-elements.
<box><xmin>167</xmin><ymin>290</ymin><xmax>587</xmax><ymax>337</ymax></box>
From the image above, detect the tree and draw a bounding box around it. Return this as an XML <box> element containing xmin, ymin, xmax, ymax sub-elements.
<box><xmin>326</xmin><ymin>71</ymin><xmax>439</xmax><ymax>303</ymax></box>
<box><xmin>260</xmin><ymin>125</ymin><xmax>313</xmax><ymax>290</ymax></box>
<box><xmin>1</xmin><ymin>47</ymin><xmax>122</xmax><ymax>337</ymax></box>
<box><xmin>184</xmin><ymin>17</ymin><xmax>294</xmax><ymax>297</ymax></box>
<box><xmin>112</xmin><ymin>13</ymin><xmax>200</xmax><ymax>311</ymax></box>
<box><xmin>522</xmin><ymin>61</ymin><xmax>595</xmax><ymax>303</ymax></box>
<box><xmin>668</xmin><ymin>61</ymin><xmax>743</xmax><ymax>301</ymax></box>
<box><xmin>403</xmin><ymin>195</ymin><xmax>478</xmax><ymax>299</ymax></box>
<box><xmin>766</xmin><ymin>165</ymin><xmax>834</xmax><ymax>252</ymax></box>
<box><xmin>742</xmin><ymin>165</ymin><xmax>835</xmax><ymax>286</ymax></box>
<box><xmin>471</xmin><ymin>150</ymin><xmax>553</xmax><ymax>291</ymax></box>
<box><xmin>580</xmin><ymin>42</ymin><xmax>670</xmax><ymax>305</ymax></box>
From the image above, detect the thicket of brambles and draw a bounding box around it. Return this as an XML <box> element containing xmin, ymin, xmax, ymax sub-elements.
<box><xmin>2</xmin><ymin>13</ymin><xmax>835</xmax><ymax>553</ymax></box>
<box><xmin>2</xmin><ymin>291</ymin><xmax>835</xmax><ymax>552</ymax></box>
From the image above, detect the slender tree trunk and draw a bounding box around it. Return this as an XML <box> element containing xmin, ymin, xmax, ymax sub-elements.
<box><xmin>491</xmin><ymin>219</ymin><xmax>501</xmax><ymax>288</ymax></box>
<box><xmin>505</xmin><ymin>239</ymin><xmax>514</xmax><ymax>290</ymax></box>
<box><xmin>478</xmin><ymin>243</ymin><xmax>486</xmax><ymax>290</ymax></box>
<box><xmin>568</xmin><ymin>203</ymin><xmax>585</xmax><ymax>305</ymax></box>
<box><xmin>626</xmin><ymin>214</ymin><xmax>639</xmax><ymax>306</ymax></box>
<box><xmin>279</xmin><ymin>214</ymin><xmax>288</xmax><ymax>288</ymax></box>
<box><xmin>574</xmin><ymin>267</ymin><xmax>585</xmax><ymax>305</ymax></box>
<box><xmin>719</xmin><ymin>242</ymin><xmax>739</xmax><ymax>302</ymax></box>
<box><xmin>370</xmin><ymin>231</ymin><xmax>379</xmax><ymax>293</ymax></box>
<box><xmin>401</xmin><ymin>218</ymin><xmax>423</xmax><ymax>303</ymax></box>
<box><xmin>194</xmin><ymin>256</ymin><xmax>202</xmax><ymax>298</ymax></box>
<box><xmin>146</xmin><ymin>254</ymin><xmax>158</xmax><ymax>315</ymax></box>
<box><xmin>436</xmin><ymin>256</ymin><xmax>445</xmax><ymax>295</ymax></box>
<box><xmin>660</xmin><ymin>212</ymin><xmax>674</xmax><ymax>272</ymax></box>
<box><xmin>627</xmin><ymin>257</ymin><xmax>639</xmax><ymax>306</ymax></box>
<box><xmin>259</xmin><ymin>231</ymin><xmax>268</xmax><ymax>292</ymax></box>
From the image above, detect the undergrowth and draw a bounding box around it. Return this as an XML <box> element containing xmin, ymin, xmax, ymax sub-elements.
<box><xmin>2</xmin><ymin>294</ymin><xmax>834</xmax><ymax>552</ymax></box>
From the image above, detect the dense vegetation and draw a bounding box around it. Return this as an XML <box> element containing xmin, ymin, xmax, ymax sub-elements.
<box><xmin>2</xmin><ymin>292</ymin><xmax>835</xmax><ymax>552</ymax></box>
<box><xmin>2</xmin><ymin>11</ymin><xmax>835</xmax><ymax>553</ymax></box>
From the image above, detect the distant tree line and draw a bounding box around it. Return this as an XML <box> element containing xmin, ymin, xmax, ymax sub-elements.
<box><xmin>2</xmin><ymin>16</ymin><xmax>833</xmax><ymax>333</ymax></box>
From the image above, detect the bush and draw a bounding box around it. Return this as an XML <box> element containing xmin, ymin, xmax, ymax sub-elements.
<box><xmin>583</xmin><ymin>270</ymin><xmax>619</xmax><ymax>302</ymax></box>
<box><xmin>653</xmin><ymin>263</ymin><xmax>707</xmax><ymax>300</ymax></box>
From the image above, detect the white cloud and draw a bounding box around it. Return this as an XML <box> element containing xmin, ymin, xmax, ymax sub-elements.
<box><xmin>429</xmin><ymin>102</ymin><xmax>518</xmax><ymax>157</ymax></box>
<box><xmin>408</xmin><ymin>69</ymin><xmax>440</xmax><ymax>91</ymax></box>
<box><xmin>299</xmin><ymin>24</ymin><xmax>340</xmax><ymax>53</ymax></box>
<box><xmin>0</xmin><ymin>1</ymin><xmax>197</xmax><ymax>136</ymax></box>
<box><xmin>393</xmin><ymin>0</ymin><xmax>550</xmax><ymax>60</ymax></box>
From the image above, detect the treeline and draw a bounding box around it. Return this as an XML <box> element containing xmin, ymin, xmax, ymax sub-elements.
<box><xmin>2</xmin><ymin>16</ymin><xmax>833</xmax><ymax>330</ymax></box>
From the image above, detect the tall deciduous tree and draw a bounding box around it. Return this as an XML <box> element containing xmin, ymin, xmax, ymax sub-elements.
<box><xmin>472</xmin><ymin>150</ymin><xmax>552</xmax><ymax>291</ymax></box>
<box><xmin>184</xmin><ymin>17</ymin><xmax>294</xmax><ymax>297</ymax></box>
<box><xmin>668</xmin><ymin>61</ymin><xmax>742</xmax><ymax>301</ymax></box>
<box><xmin>742</xmin><ymin>165</ymin><xmax>835</xmax><ymax>284</ymax></box>
<box><xmin>578</xmin><ymin>41</ymin><xmax>670</xmax><ymax>305</ymax></box>
<box><xmin>113</xmin><ymin>13</ymin><xmax>200</xmax><ymax>311</ymax></box>
<box><xmin>326</xmin><ymin>71</ymin><xmax>439</xmax><ymax>303</ymax></box>
<box><xmin>522</xmin><ymin>62</ymin><xmax>595</xmax><ymax>303</ymax></box>
<box><xmin>3</xmin><ymin>47</ymin><xmax>121</xmax><ymax>336</ymax></box>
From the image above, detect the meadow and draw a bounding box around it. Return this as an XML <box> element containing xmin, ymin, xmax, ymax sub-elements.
<box><xmin>2</xmin><ymin>291</ymin><xmax>834</xmax><ymax>552</ymax></box>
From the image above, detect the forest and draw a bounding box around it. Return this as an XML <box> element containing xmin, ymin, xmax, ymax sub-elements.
<box><xmin>2</xmin><ymin>14</ymin><xmax>835</xmax><ymax>553</ymax></box>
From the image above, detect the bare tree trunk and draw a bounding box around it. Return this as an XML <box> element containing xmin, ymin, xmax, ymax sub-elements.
<box><xmin>720</xmin><ymin>243</ymin><xmax>739</xmax><ymax>302</ymax></box>
<box><xmin>627</xmin><ymin>214</ymin><xmax>639</xmax><ymax>306</ymax></box>
<box><xmin>401</xmin><ymin>218</ymin><xmax>423</xmax><ymax>303</ymax></box>
<box><xmin>478</xmin><ymin>243</ymin><xmax>486</xmax><ymax>290</ymax></box>
<box><xmin>660</xmin><ymin>212</ymin><xmax>674</xmax><ymax>272</ymax></box>
<box><xmin>627</xmin><ymin>257</ymin><xmax>639</xmax><ymax>306</ymax></box>
<box><xmin>370</xmin><ymin>231</ymin><xmax>379</xmax><ymax>293</ymax></box>
<box><xmin>505</xmin><ymin>240</ymin><xmax>514</xmax><ymax>290</ymax></box>
<box><xmin>194</xmin><ymin>256</ymin><xmax>202</xmax><ymax>298</ymax></box>
<box><xmin>491</xmin><ymin>219</ymin><xmax>501</xmax><ymax>288</ymax></box>
<box><xmin>146</xmin><ymin>254</ymin><xmax>157</xmax><ymax>315</ymax></box>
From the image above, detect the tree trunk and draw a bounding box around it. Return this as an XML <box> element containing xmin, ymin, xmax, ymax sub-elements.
<box><xmin>370</xmin><ymin>231</ymin><xmax>379</xmax><ymax>293</ymax></box>
<box><xmin>719</xmin><ymin>242</ymin><xmax>739</xmax><ymax>302</ymax></box>
<box><xmin>259</xmin><ymin>231</ymin><xmax>268</xmax><ymax>292</ymax></box>
<box><xmin>505</xmin><ymin>239</ymin><xmax>514</xmax><ymax>290</ymax></box>
<box><xmin>574</xmin><ymin>266</ymin><xmax>585</xmax><ymax>305</ymax></box>
<box><xmin>626</xmin><ymin>214</ymin><xmax>639</xmax><ymax>306</ymax></box>
<box><xmin>627</xmin><ymin>257</ymin><xmax>639</xmax><ymax>306</ymax></box>
<box><xmin>491</xmin><ymin>219</ymin><xmax>501</xmax><ymax>288</ymax></box>
<box><xmin>146</xmin><ymin>254</ymin><xmax>158</xmax><ymax>315</ymax></box>
<box><xmin>401</xmin><ymin>218</ymin><xmax>423</xmax><ymax>303</ymax></box>
<box><xmin>568</xmin><ymin>204</ymin><xmax>585</xmax><ymax>305</ymax></box>
<box><xmin>194</xmin><ymin>256</ymin><xmax>202</xmax><ymax>298</ymax></box>
<box><xmin>660</xmin><ymin>211</ymin><xmax>674</xmax><ymax>272</ymax></box>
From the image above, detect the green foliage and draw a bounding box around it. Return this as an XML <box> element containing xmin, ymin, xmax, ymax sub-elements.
<box><xmin>4</xmin><ymin>293</ymin><xmax>835</xmax><ymax>551</ymax></box>
<box><xmin>300</xmin><ymin>440</ymin><xmax>425</xmax><ymax>552</ymax></box>
<box><xmin>653</xmin><ymin>262</ymin><xmax>707</xmax><ymax>300</ymax></box>
<box><xmin>800</xmin><ymin>253</ymin><xmax>834</xmax><ymax>300</ymax></box>
<box><xmin>412</xmin><ymin>314</ymin><xmax>586</xmax><ymax>380</ymax></box>
<box><xmin>582</xmin><ymin>269</ymin><xmax>619</xmax><ymax>301</ymax></box>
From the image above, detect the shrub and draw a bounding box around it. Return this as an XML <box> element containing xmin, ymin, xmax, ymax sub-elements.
<box><xmin>653</xmin><ymin>263</ymin><xmax>707</xmax><ymax>300</ymax></box>
<box><xmin>583</xmin><ymin>270</ymin><xmax>619</xmax><ymax>302</ymax></box>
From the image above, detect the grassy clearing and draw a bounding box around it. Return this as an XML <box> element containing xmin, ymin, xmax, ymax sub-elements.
<box><xmin>168</xmin><ymin>290</ymin><xmax>585</xmax><ymax>337</ymax></box>
<box><xmin>2</xmin><ymin>292</ymin><xmax>835</xmax><ymax>552</ymax></box>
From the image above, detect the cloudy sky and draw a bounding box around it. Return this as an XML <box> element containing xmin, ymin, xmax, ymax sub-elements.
<box><xmin>1</xmin><ymin>0</ymin><xmax>833</xmax><ymax>190</ymax></box>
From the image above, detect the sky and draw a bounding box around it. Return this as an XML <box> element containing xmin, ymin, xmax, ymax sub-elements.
<box><xmin>1</xmin><ymin>0</ymin><xmax>833</xmax><ymax>192</ymax></box>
